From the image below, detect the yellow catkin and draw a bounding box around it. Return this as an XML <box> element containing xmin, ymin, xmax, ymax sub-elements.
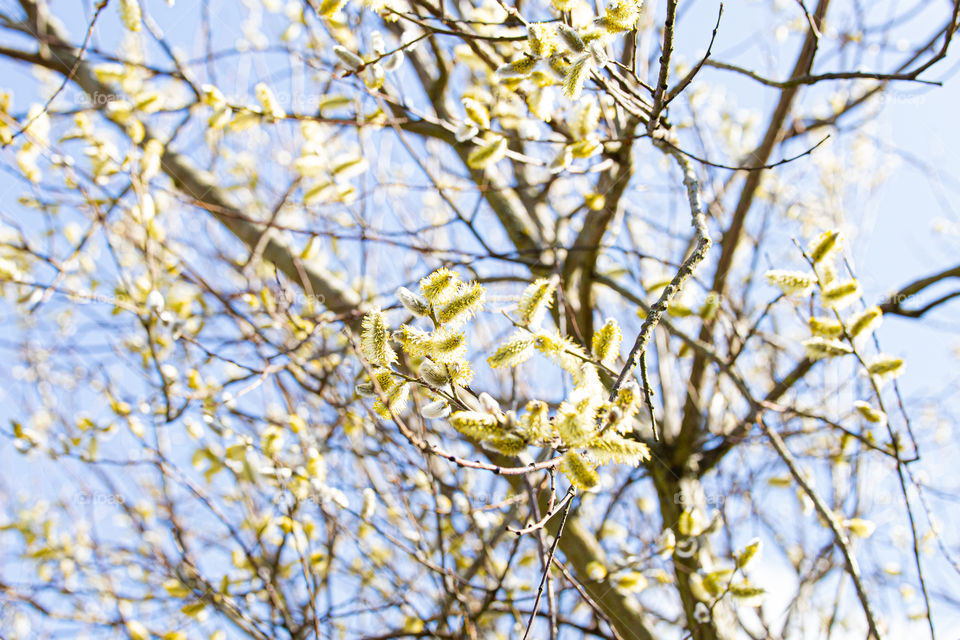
<box><xmin>808</xmin><ymin>230</ymin><xmax>841</xmax><ymax>264</ymax></box>
<box><xmin>588</xmin><ymin>432</ymin><xmax>649</xmax><ymax>465</ymax></box>
<box><xmin>461</xmin><ymin>97</ymin><xmax>490</xmax><ymax>129</ymax></box>
<box><xmin>255</xmin><ymin>83</ymin><xmax>286</xmax><ymax>120</ymax></box>
<box><xmin>445</xmin><ymin>360</ymin><xmax>474</xmax><ymax>385</ymax></box>
<box><xmin>534</xmin><ymin>331</ymin><xmax>585</xmax><ymax>376</ymax></box>
<box><xmin>802</xmin><ymin>337</ymin><xmax>852</xmax><ymax>360</ymax></box>
<box><xmin>437</xmin><ymin>282</ymin><xmax>485</xmax><ymax>326</ymax></box>
<box><xmin>449</xmin><ymin>411</ymin><xmax>498</xmax><ymax>440</ymax></box>
<box><xmin>499</xmin><ymin>57</ymin><xmax>538</xmax><ymax>78</ymax></box>
<box><xmin>821</xmin><ymin>280</ymin><xmax>861</xmax><ymax>310</ymax></box>
<box><xmin>808</xmin><ymin>316</ymin><xmax>843</xmax><ymax>338</ymax></box>
<box><xmin>466</xmin><ymin>137</ymin><xmax>507</xmax><ymax>170</ymax></box>
<box><xmin>728</xmin><ymin>584</ymin><xmax>765</xmax><ymax>606</ymax></box>
<box><xmin>573</xmin><ymin>99</ymin><xmax>600</xmax><ymax>139</ymax></box>
<box><xmin>426</xmin><ymin>329</ymin><xmax>467</xmax><ymax>364</ymax></box>
<box><xmin>419</xmin><ymin>268</ymin><xmax>461</xmax><ymax>304</ymax></box>
<box><xmin>592</xmin><ymin>318</ymin><xmax>622</xmax><ymax>364</ymax></box>
<box><xmin>848</xmin><ymin>306</ymin><xmax>882</xmax><ymax>337</ymax></box>
<box><xmin>527</xmin><ymin>23</ymin><xmax>560</xmax><ymax>58</ymax></box>
<box><xmin>571</xmin><ymin>137</ymin><xmax>601</xmax><ymax>157</ymax></box>
<box><xmin>596</xmin><ymin>0</ymin><xmax>640</xmax><ymax>33</ymax></box>
<box><xmin>318</xmin><ymin>0</ymin><xmax>349</xmax><ymax>16</ymax></box>
<box><xmin>119</xmin><ymin>0</ymin><xmax>142</xmax><ymax>32</ymax></box>
<box><xmin>737</xmin><ymin>538</ymin><xmax>762</xmax><ymax>569</ymax></box>
<box><xmin>487</xmin><ymin>433</ymin><xmax>527</xmax><ymax>455</ymax></box>
<box><xmin>519</xmin><ymin>400</ymin><xmax>551</xmax><ymax>440</ymax></box>
<box><xmin>853</xmin><ymin>401</ymin><xmax>886</xmax><ymax>424</ymax></box>
<box><xmin>573</xmin><ymin>362</ymin><xmax>602</xmax><ymax>392</ymax></box>
<box><xmin>516</xmin><ymin>277</ymin><xmax>557</xmax><ymax>327</ymax></box>
<box><xmin>561</xmin><ymin>452</ymin><xmax>599</xmax><ymax>490</ymax></box>
<box><xmin>374</xmin><ymin>382</ymin><xmax>409</xmax><ymax>418</ymax></box>
<box><xmin>556</xmin><ymin>399</ymin><xmax>597</xmax><ymax>447</ymax></box>
<box><xmin>615</xmin><ymin>384</ymin><xmax>640</xmax><ymax>420</ymax></box>
<box><xmin>868</xmin><ymin>355</ymin><xmax>905</xmax><ymax>378</ymax></box>
<box><xmin>396</xmin><ymin>324</ymin><xmax>432</xmax><ymax>356</ymax></box>
<box><xmin>487</xmin><ymin>334</ymin><xmax>535</xmax><ymax>369</ymax></box>
<box><xmin>360</xmin><ymin>309</ymin><xmax>396</xmax><ymax>366</ymax></box>
<box><xmin>562</xmin><ymin>54</ymin><xmax>592</xmax><ymax>100</ymax></box>
<box><xmin>765</xmin><ymin>270</ymin><xmax>815</xmax><ymax>295</ymax></box>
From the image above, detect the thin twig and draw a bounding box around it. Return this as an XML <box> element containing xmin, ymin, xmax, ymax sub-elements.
<box><xmin>660</xmin><ymin>134</ymin><xmax>830</xmax><ymax>172</ymax></box>
<box><xmin>510</xmin><ymin>487</ymin><xmax>575</xmax><ymax>535</ymax></box>
<box><xmin>610</xmin><ymin>138</ymin><xmax>712</xmax><ymax>399</ymax></box>
<box><xmin>666</xmin><ymin>3</ymin><xmax>723</xmax><ymax>104</ymax></box>
<box><xmin>5</xmin><ymin>0</ymin><xmax>108</xmax><ymax>146</ymax></box>
<box><xmin>647</xmin><ymin>0</ymin><xmax>679</xmax><ymax>131</ymax></box>
<box><xmin>520</xmin><ymin>494</ymin><xmax>574</xmax><ymax>640</ymax></box>
<box><xmin>756</xmin><ymin>414</ymin><xmax>883</xmax><ymax>639</ymax></box>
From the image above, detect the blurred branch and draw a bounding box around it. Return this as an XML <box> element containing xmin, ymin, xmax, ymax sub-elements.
<box><xmin>756</xmin><ymin>414</ymin><xmax>883</xmax><ymax>640</ymax></box>
<box><xmin>610</xmin><ymin>138</ymin><xmax>712</xmax><ymax>400</ymax></box>
<box><xmin>561</xmin><ymin>117</ymin><xmax>639</xmax><ymax>341</ymax></box>
<box><xmin>6</xmin><ymin>0</ymin><xmax>365</xmax><ymax>323</ymax></box>
<box><xmin>677</xmin><ymin>0</ymin><xmax>830</xmax><ymax>464</ymax></box>
<box><xmin>705</xmin><ymin>59</ymin><xmax>943</xmax><ymax>88</ymax></box>
<box><xmin>879</xmin><ymin>263</ymin><xmax>960</xmax><ymax>318</ymax></box>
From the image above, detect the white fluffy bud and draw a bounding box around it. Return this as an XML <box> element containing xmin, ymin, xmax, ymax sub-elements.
<box><xmin>455</xmin><ymin>122</ymin><xmax>479</xmax><ymax>143</ymax></box>
<box><xmin>146</xmin><ymin>290</ymin><xmax>165</xmax><ymax>313</ymax></box>
<box><xmin>419</xmin><ymin>359</ymin><xmax>449</xmax><ymax>387</ymax></box>
<box><xmin>421</xmin><ymin>399</ymin><xmax>451</xmax><ymax>419</ymax></box>
<box><xmin>396</xmin><ymin>286</ymin><xmax>430</xmax><ymax>316</ymax></box>
<box><xmin>334</xmin><ymin>46</ymin><xmax>364</xmax><ymax>70</ymax></box>
<box><xmin>478</xmin><ymin>392</ymin><xmax>501</xmax><ymax>415</ymax></box>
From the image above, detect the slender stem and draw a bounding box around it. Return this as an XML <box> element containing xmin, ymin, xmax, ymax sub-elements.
<box><xmin>521</xmin><ymin>494</ymin><xmax>574</xmax><ymax>640</ymax></box>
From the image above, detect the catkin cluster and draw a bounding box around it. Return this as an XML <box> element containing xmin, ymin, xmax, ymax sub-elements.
<box><xmin>765</xmin><ymin>230</ymin><xmax>905</xmax><ymax>427</ymax></box>
<box><xmin>357</xmin><ymin>269</ymin><xmax>650</xmax><ymax>492</ymax></box>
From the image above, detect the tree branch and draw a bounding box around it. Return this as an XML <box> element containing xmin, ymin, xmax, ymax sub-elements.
<box><xmin>879</xmin><ymin>263</ymin><xmax>960</xmax><ymax>318</ymax></box>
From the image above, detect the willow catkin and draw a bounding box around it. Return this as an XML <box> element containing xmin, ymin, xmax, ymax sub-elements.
<box><xmin>808</xmin><ymin>316</ymin><xmax>843</xmax><ymax>338</ymax></box>
<box><xmin>765</xmin><ymin>270</ymin><xmax>815</xmax><ymax>296</ymax></box>
<box><xmin>821</xmin><ymin>280</ymin><xmax>861</xmax><ymax>310</ymax></box>
<box><xmin>437</xmin><ymin>282</ymin><xmax>485</xmax><ymax>326</ymax></box>
<box><xmin>562</xmin><ymin>54</ymin><xmax>592</xmax><ymax>100</ymax></box>
<box><xmin>802</xmin><ymin>337</ymin><xmax>853</xmax><ymax>360</ymax></box>
<box><xmin>516</xmin><ymin>277</ymin><xmax>557</xmax><ymax>327</ymax></box>
<box><xmin>853</xmin><ymin>401</ymin><xmax>887</xmax><ymax>424</ymax></box>
<box><xmin>561</xmin><ymin>452</ymin><xmax>599</xmax><ymax>490</ymax></box>
<box><xmin>808</xmin><ymin>230</ymin><xmax>841</xmax><ymax>264</ymax></box>
<box><xmin>848</xmin><ymin>306</ymin><xmax>882</xmax><ymax>337</ymax></box>
<box><xmin>255</xmin><ymin>83</ymin><xmax>285</xmax><ymax>120</ymax></box>
<box><xmin>867</xmin><ymin>355</ymin><xmax>905</xmax><ymax>378</ymax></box>
<box><xmin>466</xmin><ymin>137</ymin><xmax>507</xmax><ymax>170</ymax></box>
<box><xmin>396</xmin><ymin>287</ymin><xmax>430</xmax><ymax>317</ymax></box>
<box><xmin>119</xmin><ymin>0</ymin><xmax>142</xmax><ymax>32</ymax></box>
<box><xmin>419</xmin><ymin>268</ymin><xmax>460</xmax><ymax>304</ymax></box>
<box><xmin>487</xmin><ymin>334</ymin><xmax>534</xmax><ymax>369</ymax></box>
<box><xmin>360</xmin><ymin>309</ymin><xmax>396</xmax><ymax>367</ymax></box>
<box><xmin>591</xmin><ymin>318</ymin><xmax>622</xmax><ymax>364</ymax></box>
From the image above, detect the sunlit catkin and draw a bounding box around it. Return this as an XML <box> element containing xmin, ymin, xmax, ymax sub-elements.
<box><xmin>516</xmin><ymin>277</ymin><xmax>557</xmax><ymax>327</ymax></box>
<box><xmin>360</xmin><ymin>309</ymin><xmax>396</xmax><ymax>367</ymax></box>
<box><xmin>487</xmin><ymin>334</ymin><xmax>534</xmax><ymax>369</ymax></box>
<box><xmin>592</xmin><ymin>318</ymin><xmax>622</xmax><ymax>364</ymax></box>
<box><xmin>119</xmin><ymin>0</ymin><xmax>142</xmax><ymax>31</ymax></box>
<box><xmin>561</xmin><ymin>452</ymin><xmax>599</xmax><ymax>491</ymax></box>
